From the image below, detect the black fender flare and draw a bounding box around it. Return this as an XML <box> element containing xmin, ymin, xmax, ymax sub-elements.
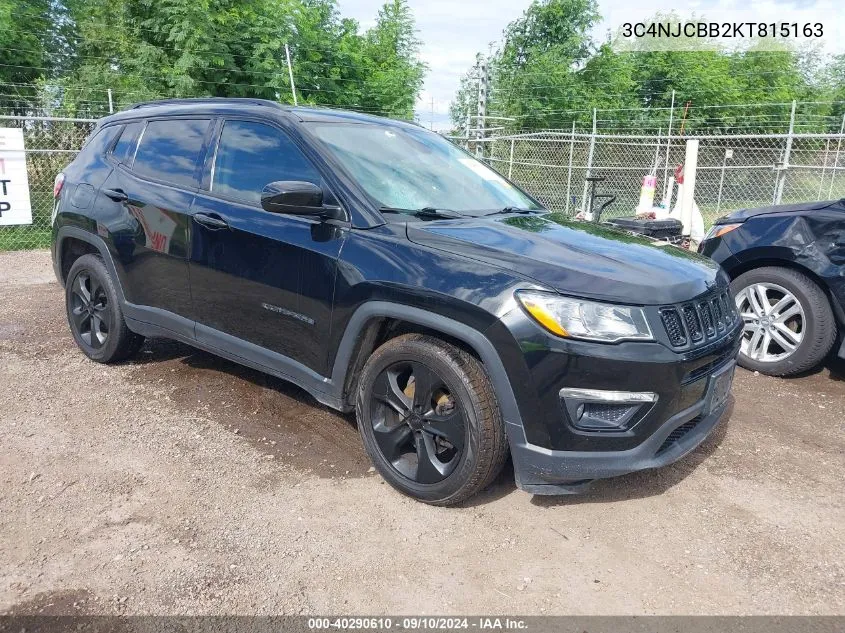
<box><xmin>328</xmin><ymin>302</ymin><xmax>523</xmax><ymax>427</ymax></box>
<box><xmin>54</xmin><ymin>226</ymin><xmax>128</xmax><ymax>304</ymax></box>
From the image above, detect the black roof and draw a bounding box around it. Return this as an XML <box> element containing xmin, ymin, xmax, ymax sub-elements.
<box><xmin>103</xmin><ymin>97</ymin><xmax>418</xmax><ymax>128</ymax></box>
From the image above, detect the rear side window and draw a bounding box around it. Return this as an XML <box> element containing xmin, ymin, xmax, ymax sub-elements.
<box><xmin>133</xmin><ymin>119</ymin><xmax>210</xmax><ymax>188</ymax></box>
<box><xmin>211</xmin><ymin>120</ymin><xmax>321</xmax><ymax>205</ymax></box>
<box><xmin>80</xmin><ymin>125</ymin><xmax>118</xmax><ymax>153</ymax></box>
<box><xmin>110</xmin><ymin>122</ymin><xmax>144</xmax><ymax>165</ymax></box>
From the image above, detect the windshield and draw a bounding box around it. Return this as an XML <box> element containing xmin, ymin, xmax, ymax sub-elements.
<box><xmin>308</xmin><ymin>122</ymin><xmax>541</xmax><ymax>214</ymax></box>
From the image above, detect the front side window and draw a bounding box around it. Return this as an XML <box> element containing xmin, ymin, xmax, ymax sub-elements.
<box><xmin>133</xmin><ymin>119</ymin><xmax>210</xmax><ymax>188</ymax></box>
<box><xmin>212</xmin><ymin>120</ymin><xmax>321</xmax><ymax>206</ymax></box>
<box><xmin>308</xmin><ymin>122</ymin><xmax>540</xmax><ymax>214</ymax></box>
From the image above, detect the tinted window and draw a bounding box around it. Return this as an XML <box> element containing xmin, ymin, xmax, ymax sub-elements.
<box><xmin>212</xmin><ymin>120</ymin><xmax>320</xmax><ymax>205</ymax></box>
<box><xmin>133</xmin><ymin>119</ymin><xmax>210</xmax><ymax>188</ymax></box>
<box><xmin>80</xmin><ymin>125</ymin><xmax>118</xmax><ymax>153</ymax></box>
<box><xmin>110</xmin><ymin>122</ymin><xmax>144</xmax><ymax>165</ymax></box>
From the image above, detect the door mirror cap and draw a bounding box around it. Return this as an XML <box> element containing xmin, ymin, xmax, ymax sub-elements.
<box><xmin>260</xmin><ymin>181</ymin><xmax>342</xmax><ymax>220</ymax></box>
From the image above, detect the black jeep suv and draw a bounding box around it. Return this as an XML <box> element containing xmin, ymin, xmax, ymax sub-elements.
<box><xmin>51</xmin><ymin>98</ymin><xmax>741</xmax><ymax>505</ymax></box>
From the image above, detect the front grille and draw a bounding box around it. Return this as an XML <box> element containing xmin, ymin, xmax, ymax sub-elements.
<box><xmin>660</xmin><ymin>288</ymin><xmax>738</xmax><ymax>350</ymax></box>
<box><xmin>656</xmin><ymin>417</ymin><xmax>701</xmax><ymax>455</ymax></box>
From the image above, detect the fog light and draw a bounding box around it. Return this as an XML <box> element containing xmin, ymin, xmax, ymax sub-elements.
<box><xmin>560</xmin><ymin>388</ymin><xmax>657</xmax><ymax>432</ymax></box>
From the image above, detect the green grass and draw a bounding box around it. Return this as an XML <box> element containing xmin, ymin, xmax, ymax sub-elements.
<box><xmin>0</xmin><ymin>226</ymin><xmax>52</xmax><ymax>251</ymax></box>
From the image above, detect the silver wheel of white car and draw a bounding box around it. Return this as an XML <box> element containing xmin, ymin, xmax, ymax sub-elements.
<box><xmin>730</xmin><ymin>267</ymin><xmax>836</xmax><ymax>376</ymax></box>
<box><xmin>735</xmin><ymin>282</ymin><xmax>805</xmax><ymax>363</ymax></box>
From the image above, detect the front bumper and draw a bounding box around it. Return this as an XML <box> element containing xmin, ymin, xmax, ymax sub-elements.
<box><xmin>507</xmin><ymin>365</ymin><xmax>732</xmax><ymax>494</ymax></box>
<box><xmin>491</xmin><ymin>305</ymin><xmax>741</xmax><ymax>494</ymax></box>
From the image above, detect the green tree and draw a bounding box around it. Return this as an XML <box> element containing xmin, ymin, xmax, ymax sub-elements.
<box><xmin>4</xmin><ymin>0</ymin><xmax>427</xmax><ymax>118</ymax></box>
<box><xmin>451</xmin><ymin>4</ymin><xmax>841</xmax><ymax>133</ymax></box>
<box><xmin>358</xmin><ymin>0</ymin><xmax>426</xmax><ymax>118</ymax></box>
<box><xmin>0</xmin><ymin>0</ymin><xmax>56</xmax><ymax>114</ymax></box>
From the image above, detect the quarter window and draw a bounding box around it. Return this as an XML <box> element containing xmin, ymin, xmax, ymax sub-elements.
<box><xmin>133</xmin><ymin>119</ymin><xmax>210</xmax><ymax>188</ymax></box>
<box><xmin>110</xmin><ymin>121</ymin><xmax>144</xmax><ymax>165</ymax></box>
<box><xmin>212</xmin><ymin>120</ymin><xmax>321</xmax><ymax>206</ymax></box>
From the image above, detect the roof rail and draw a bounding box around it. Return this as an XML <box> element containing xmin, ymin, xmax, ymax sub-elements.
<box><xmin>128</xmin><ymin>97</ymin><xmax>285</xmax><ymax>110</ymax></box>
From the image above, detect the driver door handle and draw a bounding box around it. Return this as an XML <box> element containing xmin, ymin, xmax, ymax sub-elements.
<box><xmin>194</xmin><ymin>212</ymin><xmax>229</xmax><ymax>230</ymax></box>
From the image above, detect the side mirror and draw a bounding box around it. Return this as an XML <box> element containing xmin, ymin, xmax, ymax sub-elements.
<box><xmin>260</xmin><ymin>181</ymin><xmax>344</xmax><ymax>220</ymax></box>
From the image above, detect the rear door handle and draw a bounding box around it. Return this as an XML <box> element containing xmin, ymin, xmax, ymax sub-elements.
<box><xmin>103</xmin><ymin>188</ymin><xmax>128</xmax><ymax>202</ymax></box>
<box><xmin>194</xmin><ymin>212</ymin><xmax>229</xmax><ymax>230</ymax></box>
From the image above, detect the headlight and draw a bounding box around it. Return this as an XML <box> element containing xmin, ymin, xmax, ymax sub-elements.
<box><xmin>704</xmin><ymin>222</ymin><xmax>741</xmax><ymax>241</ymax></box>
<box><xmin>515</xmin><ymin>290</ymin><xmax>653</xmax><ymax>342</ymax></box>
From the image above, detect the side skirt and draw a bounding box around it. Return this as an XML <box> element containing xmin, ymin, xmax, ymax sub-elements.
<box><xmin>124</xmin><ymin>305</ymin><xmax>344</xmax><ymax>411</ymax></box>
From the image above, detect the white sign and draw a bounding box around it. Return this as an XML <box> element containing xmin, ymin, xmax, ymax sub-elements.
<box><xmin>0</xmin><ymin>128</ymin><xmax>33</xmax><ymax>226</ymax></box>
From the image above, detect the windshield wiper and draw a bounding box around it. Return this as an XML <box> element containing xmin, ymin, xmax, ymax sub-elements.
<box><xmin>482</xmin><ymin>207</ymin><xmax>544</xmax><ymax>216</ymax></box>
<box><xmin>378</xmin><ymin>206</ymin><xmax>470</xmax><ymax>219</ymax></box>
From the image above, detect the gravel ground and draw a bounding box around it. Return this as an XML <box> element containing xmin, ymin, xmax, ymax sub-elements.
<box><xmin>0</xmin><ymin>249</ymin><xmax>843</xmax><ymax>616</ymax></box>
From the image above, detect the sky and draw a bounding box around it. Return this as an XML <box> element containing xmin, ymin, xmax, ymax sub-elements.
<box><xmin>336</xmin><ymin>0</ymin><xmax>844</xmax><ymax>130</ymax></box>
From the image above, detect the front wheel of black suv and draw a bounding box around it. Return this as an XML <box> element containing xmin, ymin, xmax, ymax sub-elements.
<box><xmin>731</xmin><ymin>266</ymin><xmax>836</xmax><ymax>376</ymax></box>
<box><xmin>65</xmin><ymin>254</ymin><xmax>145</xmax><ymax>363</ymax></box>
<box><xmin>356</xmin><ymin>334</ymin><xmax>508</xmax><ymax>506</ymax></box>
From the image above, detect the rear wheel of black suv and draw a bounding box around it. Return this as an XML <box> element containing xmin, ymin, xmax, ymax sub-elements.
<box><xmin>356</xmin><ymin>334</ymin><xmax>508</xmax><ymax>506</ymax></box>
<box><xmin>65</xmin><ymin>254</ymin><xmax>145</xmax><ymax>363</ymax></box>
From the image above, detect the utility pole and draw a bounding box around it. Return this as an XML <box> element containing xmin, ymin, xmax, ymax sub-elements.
<box><xmin>475</xmin><ymin>56</ymin><xmax>488</xmax><ymax>160</ymax></box>
<box><xmin>285</xmin><ymin>43</ymin><xmax>298</xmax><ymax>106</ymax></box>
<box><xmin>107</xmin><ymin>88</ymin><xmax>114</xmax><ymax>114</ymax></box>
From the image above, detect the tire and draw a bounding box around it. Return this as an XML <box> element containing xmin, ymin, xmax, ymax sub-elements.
<box><xmin>731</xmin><ymin>266</ymin><xmax>836</xmax><ymax>376</ymax></box>
<box><xmin>65</xmin><ymin>254</ymin><xmax>145</xmax><ymax>363</ymax></box>
<box><xmin>356</xmin><ymin>334</ymin><xmax>508</xmax><ymax>506</ymax></box>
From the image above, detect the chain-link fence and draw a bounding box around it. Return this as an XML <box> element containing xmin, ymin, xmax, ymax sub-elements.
<box><xmin>2</xmin><ymin>111</ymin><xmax>845</xmax><ymax>251</ymax></box>
<box><xmin>0</xmin><ymin>115</ymin><xmax>96</xmax><ymax>251</ymax></box>
<box><xmin>474</xmin><ymin>130</ymin><xmax>845</xmax><ymax>226</ymax></box>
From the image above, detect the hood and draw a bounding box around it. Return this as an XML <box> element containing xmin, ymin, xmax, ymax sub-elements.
<box><xmin>717</xmin><ymin>198</ymin><xmax>845</xmax><ymax>224</ymax></box>
<box><xmin>406</xmin><ymin>213</ymin><xmax>724</xmax><ymax>305</ymax></box>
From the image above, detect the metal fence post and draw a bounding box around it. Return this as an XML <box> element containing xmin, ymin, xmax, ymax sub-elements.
<box><xmin>774</xmin><ymin>100</ymin><xmax>796</xmax><ymax>205</ymax></box>
<box><xmin>716</xmin><ymin>147</ymin><xmax>732</xmax><ymax>215</ymax></box>
<box><xmin>662</xmin><ymin>89</ymin><xmax>675</xmax><ymax>201</ymax></box>
<box><xmin>508</xmin><ymin>138</ymin><xmax>515</xmax><ymax>179</ymax></box>
<box><xmin>475</xmin><ymin>57</ymin><xmax>488</xmax><ymax>160</ymax></box>
<box><xmin>818</xmin><ymin>136</ymin><xmax>832</xmax><ymax>199</ymax></box>
<box><xmin>464</xmin><ymin>107</ymin><xmax>471</xmax><ymax>151</ymax></box>
<box><xmin>579</xmin><ymin>109</ymin><xmax>597</xmax><ymax>214</ymax></box>
<box><xmin>564</xmin><ymin>121</ymin><xmax>576</xmax><ymax>215</ymax></box>
<box><xmin>827</xmin><ymin>114</ymin><xmax>845</xmax><ymax>200</ymax></box>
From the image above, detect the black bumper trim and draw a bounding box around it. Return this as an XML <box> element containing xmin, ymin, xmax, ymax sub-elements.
<box><xmin>507</xmin><ymin>362</ymin><xmax>734</xmax><ymax>494</ymax></box>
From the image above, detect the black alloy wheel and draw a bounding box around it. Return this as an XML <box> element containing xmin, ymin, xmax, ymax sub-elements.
<box><xmin>65</xmin><ymin>254</ymin><xmax>144</xmax><ymax>363</ymax></box>
<box><xmin>356</xmin><ymin>334</ymin><xmax>508</xmax><ymax>505</ymax></box>
<box><xmin>370</xmin><ymin>359</ymin><xmax>466</xmax><ymax>484</ymax></box>
<box><xmin>69</xmin><ymin>270</ymin><xmax>111</xmax><ymax>349</ymax></box>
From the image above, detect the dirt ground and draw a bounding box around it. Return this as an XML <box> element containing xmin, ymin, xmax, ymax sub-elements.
<box><xmin>0</xmin><ymin>249</ymin><xmax>843</xmax><ymax>616</ymax></box>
